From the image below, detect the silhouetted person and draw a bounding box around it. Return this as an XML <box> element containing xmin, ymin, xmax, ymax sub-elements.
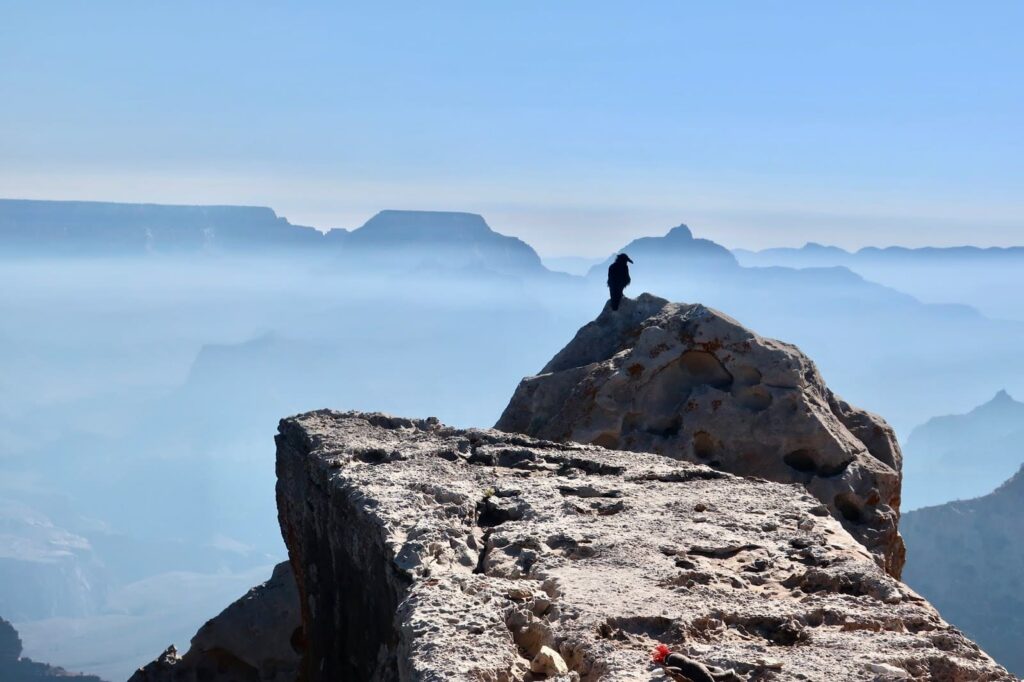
<box><xmin>607</xmin><ymin>253</ymin><xmax>632</xmax><ymax>310</ymax></box>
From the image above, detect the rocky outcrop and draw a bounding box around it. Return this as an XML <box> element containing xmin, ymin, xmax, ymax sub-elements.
<box><xmin>275</xmin><ymin>410</ymin><xmax>1009</xmax><ymax>681</ymax></box>
<box><xmin>496</xmin><ymin>294</ymin><xmax>905</xmax><ymax>577</ymax></box>
<box><xmin>0</xmin><ymin>617</ymin><xmax>105</xmax><ymax>682</ymax></box>
<box><xmin>128</xmin><ymin>562</ymin><xmax>301</xmax><ymax>682</ymax></box>
<box><xmin>902</xmin><ymin>464</ymin><xmax>1024</xmax><ymax>676</ymax></box>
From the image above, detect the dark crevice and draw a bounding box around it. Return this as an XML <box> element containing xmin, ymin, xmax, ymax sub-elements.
<box><xmin>834</xmin><ymin>493</ymin><xmax>865</xmax><ymax>524</ymax></box>
<box><xmin>473</xmin><ymin>530</ymin><xmax>494</xmax><ymax>575</ymax></box>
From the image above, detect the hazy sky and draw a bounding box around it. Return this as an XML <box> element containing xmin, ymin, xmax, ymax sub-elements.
<box><xmin>2</xmin><ymin>2</ymin><xmax>1022</xmax><ymax>255</ymax></box>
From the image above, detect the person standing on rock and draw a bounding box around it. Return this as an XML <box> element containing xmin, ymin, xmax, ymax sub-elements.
<box><xmin>607</xmin><ymin>253</ymin><xmax>633</xmax><ymax>310</ymax></box>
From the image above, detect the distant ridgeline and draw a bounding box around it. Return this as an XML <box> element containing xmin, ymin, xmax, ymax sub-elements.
<box><xmin>0</xmin><ymin>200</ymin><xmax>546</xmax><ymax>274</ymax></box>
<box><xmin>735</xmin><ymin>242</ymin><xmax>1024</xmax><ymax>266</ymax></box>
<box><xmin>0</xmin><ymin>199</ymin><xmax>331</xmax><ymax>255</ymax></box>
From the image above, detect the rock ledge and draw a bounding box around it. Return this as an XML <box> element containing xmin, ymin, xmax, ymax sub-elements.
<box><xmin>274</xmin><ymin>410</ymin><xmax>1009</xmax><ymax>681</ymax></box>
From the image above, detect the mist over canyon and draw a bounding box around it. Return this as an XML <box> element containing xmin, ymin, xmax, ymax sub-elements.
<box><xmin>2</xmin><ymin>199</ymin><xmax>1023</xmax><ymax>679</ymax></box>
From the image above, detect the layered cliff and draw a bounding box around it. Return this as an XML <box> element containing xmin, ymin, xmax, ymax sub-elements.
<box><xmin>274</xmin><ymin>411</ymin><xmax>1009</xmax><ymax>681</ymax></box>
<box><xmin>497</xmin><ymin>294</ymin><xmax>904</xmax><ymax>577</ymax></box>
<box><xmin>902</xmin><ymin>465</ymin><xmax>1024</xmax><ymax>676</ymax></box>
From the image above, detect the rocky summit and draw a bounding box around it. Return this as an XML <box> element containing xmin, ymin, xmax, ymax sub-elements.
<box><xmin>497</xmin><ymin>294</ymin><xmax>904</xmax><ymax>577</ymax></box>
<box><xmin>272</xmin><ymin>411</ymin><xmax>1009</xmax><ymax>681</ymax></box>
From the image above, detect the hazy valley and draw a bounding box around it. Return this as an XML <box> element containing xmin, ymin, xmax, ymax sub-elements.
<box><xmin>2</xmin><ymin>199</ymin><xmax>1023</xmax><ymax>678</ymax></box>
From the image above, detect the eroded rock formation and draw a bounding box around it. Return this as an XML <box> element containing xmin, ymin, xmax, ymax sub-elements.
<box><xmin>128</xmin><ymin>562</ymin><xmax>301</xmax><ymax>682</ymax></box>
<box><xmin>496</xmin><ymin>294</ymin><xmax>905</xmax><ymax>577</ymax></box>
<box><xmin>275</xmin><ymin>410</ymin><xmax>1009</xmax><ymax>681</ymax></box>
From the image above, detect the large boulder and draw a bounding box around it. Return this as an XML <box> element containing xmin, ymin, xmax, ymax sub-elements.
<box><xmin>496</xmin><ymin>294</ymin><xmax>905</xmax><ymax>577</ymax></box>
<box><xmin>274</xmin><ymin>410</ymin><xmax>1008</xmax><ymax>681</ymax></box>
<box><xmin>128</xmin><ymin>562</ymin><xmax>301</xmax><ymax>682</ymax></box>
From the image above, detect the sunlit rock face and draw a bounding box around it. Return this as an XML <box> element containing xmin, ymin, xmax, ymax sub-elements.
<box><xmin>496</xmin><ymin>293</ymin><xmax>905</xmax><ymax>577</ymax></box>
<box><xmin>272</xmin><ymin>411</ymin><xmax>1009</xmax><ymax>681</ymax></box>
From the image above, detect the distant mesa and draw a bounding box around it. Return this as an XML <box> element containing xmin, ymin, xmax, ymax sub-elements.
<box><xmin>0</xmin><ymin>199</ymin><xmax>324</xmax><ymax>255</ymax></box>
<box><xmin>0</xmin><ymin>201</ymin><xmax>554</xmax><ymax>279</ymax></box>
<box><xmin>341</xmin><ymin>210</ymin><xmax>550</xmax><ymax>278</ymax></box>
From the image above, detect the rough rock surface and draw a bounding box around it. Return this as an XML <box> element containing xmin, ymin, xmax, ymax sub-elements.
<box><xmin>902</xmin><ymin>464</ymin><xmax>1024</xmax><ymax>676</ymax></box>
<box><xmin>128</xmin><ymin>562</ymin><xmax>301</xmax><ymax>682</ymax></box>
<box><xmin>276</xmin><ymin>410</ymin><xmax>1009</xmax><ymax>681</ymax></box>
<box><xmin>496</xmin><ymin>294</ymin><xmax>905</xmax><ymax>577</ymax></box>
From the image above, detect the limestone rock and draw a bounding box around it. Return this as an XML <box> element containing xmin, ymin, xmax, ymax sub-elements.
<box><xmin>128</xmin><ymin>561</ymin><xmax>301</xmax><ymax>682</ymax></box>
<box><xmin>531</xmin><ymin>645</ymin><xmax>569</xmax><ymax>676</ymax></box>
<box><xmin>495</xmin><ymin>294</ymin><xmax>905</xmax><ymax>577</ymax></box>
<box><xmin>275</xmin><ymin>410</ymin><xmax>1009</xmax><ymax>681</ymax></box>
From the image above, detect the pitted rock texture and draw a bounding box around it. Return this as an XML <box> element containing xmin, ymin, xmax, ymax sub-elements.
<box><xmin>275</xmin><ymin>410</ymin><xmax>1009</xmax><ymax>681</ymax></box>
<box><xmin>496</xmin><ymin>294</ymin><xmax>905</xmax><ymax>577</ymax></box>
<box><xmin>129</xmin><ymin>562</ymin><xmax>301</xmax><ymax>682</ymax></box>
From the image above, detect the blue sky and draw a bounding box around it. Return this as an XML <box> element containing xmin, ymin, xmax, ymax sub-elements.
<box><xmin>1</xmin><ymin>1</ymin><xmax>1022</xmax><ymax>255</ymax></box>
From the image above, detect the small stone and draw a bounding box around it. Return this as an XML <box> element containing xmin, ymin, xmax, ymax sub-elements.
<box><xmin>798</xmin><ymin>518</ymin><xmax>815</xmax><ymax>531</ymax></box>
<box><xmin>694</xmin><ymin>502</ymin><xmax>708</xmax><ymax>512</ymax></box>
<box><xmin>506</xmin><ymin>586</ymin><xmax>533</xmax><ymax>600</ymax></box>
<box><xmin>866</xmin><ymin>662</ymin><xmax>910</xmax><ymax>679</ymax></box>
<box><xmin>531</xmin><ymin>645</ymin><xmax>569</xmax><ymax>676</ymax></box>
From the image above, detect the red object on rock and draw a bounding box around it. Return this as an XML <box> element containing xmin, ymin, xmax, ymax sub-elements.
<box><xmin>651</xmin><ymin>643</ymin><xmax>670</xmax><ymax>663</ymax></box>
